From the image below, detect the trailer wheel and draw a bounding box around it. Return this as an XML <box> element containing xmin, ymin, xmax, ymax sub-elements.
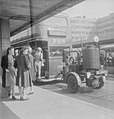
<box><xmin>96</xmin><ymin>76</ymin><xmax>104</xmax><ymax>89</ymax></box>
<box><xmin>67</xmin><ymin>74</ymin><xmax>79</xmax><ymax>93</ymax></box>
<box><xmin>92</xmin><ymin>76</ymin><xmax>104</xmax><ymax>89</ymax></box>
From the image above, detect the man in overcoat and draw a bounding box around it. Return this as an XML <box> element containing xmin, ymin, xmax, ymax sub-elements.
<box><xmin>1</xmin><ymin>54</ymin><xmax>8</xmax><ymax>88</ymax></box>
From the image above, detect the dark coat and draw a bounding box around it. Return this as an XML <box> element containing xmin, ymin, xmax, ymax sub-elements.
<box><xmin>100</xmin><ymin>55</ymin><xmax>105</xmax><ymax>65</ymax></box>
<box><xmin>16</xmin><ymin>53</ymin><xmax>31</xmax><ymax>88</ymax></box>
<box><xmin>1</xmin><ymin>55</ymin><xmax>8</xmax><ymax>88</ymax></box>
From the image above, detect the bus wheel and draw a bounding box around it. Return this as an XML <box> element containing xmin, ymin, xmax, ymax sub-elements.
<box><xmin>67</xmin><ymin>74</ymin><xmax>79</xmax><ymax>93</ymax></box>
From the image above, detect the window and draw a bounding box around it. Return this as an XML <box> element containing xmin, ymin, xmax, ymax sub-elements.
<box><xmin>50</xmin><ymin>46</ymin><xmax>70</xmax><ymax>57</ymax></box>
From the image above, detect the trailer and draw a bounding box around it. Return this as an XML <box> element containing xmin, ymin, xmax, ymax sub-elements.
<box><xmin>62</xmin><ymin>45</ymin><xmax>107</xmax><ymax>93</ymax></box>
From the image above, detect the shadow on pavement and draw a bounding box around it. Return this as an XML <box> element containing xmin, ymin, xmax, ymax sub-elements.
<box><xmin>33</xmin><ymin>80</ymin><xmax>63</xmax><ymax>86</ymax></box>
<box><xmin>1</xmin><ymin>97</ymin><xmax>25</xmax><ymax>102</ymax></box>
<box><xmin>0</xmin><ymin>102</ymin><xmax>20</xmax><ymax>119</ymax></box>
<box><xmin>78</xmin><ymin>87</ymin><xmax>94</xmax><ymax>93</ymax></box>
<box><xmin>55</xmin><ymin>86</ymin><xmax>93</xmax><ymax>94</ymax></box>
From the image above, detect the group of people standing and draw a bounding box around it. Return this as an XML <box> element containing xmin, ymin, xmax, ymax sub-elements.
<box><xmin>1</xmin><ymin>46</ymin><xmax>43</xmax><ymax>100</ymax></box>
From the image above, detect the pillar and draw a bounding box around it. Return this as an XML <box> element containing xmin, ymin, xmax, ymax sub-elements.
<box><xmin>0</xmin><ymin>18</ymin><xmax>10</xmax><ymax>97</ymax></box>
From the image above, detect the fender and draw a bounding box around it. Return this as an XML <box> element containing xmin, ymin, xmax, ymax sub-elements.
<box><xmin>66</xmin><ymin>72</ymin><xmax>81</xmax><ymax>86</ymax></box>
<box><xmin>102</xmin><ymin>75</ymin><xmax>106</xmax><ymax>82</ymax></box>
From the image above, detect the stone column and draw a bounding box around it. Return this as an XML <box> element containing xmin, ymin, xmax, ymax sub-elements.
<box><xmin>0</xmin><ymin>18</ymin><xmax>10</xmax><ymax>97</ymax></box>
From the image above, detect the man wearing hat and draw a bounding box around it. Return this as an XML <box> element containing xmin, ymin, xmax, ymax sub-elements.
<box><xmin>34</xmin><ymin>47</ymin><xmax>43</xmax><ymax>80</ymax></box>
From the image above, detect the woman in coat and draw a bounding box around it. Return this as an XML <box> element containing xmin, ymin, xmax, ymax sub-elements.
<box><xmin>27</xmin><ymin>46</ymin><xmax>35</xmax><ymax>94</ymax></box>
<box><xmin>7</xmin><ymin>47</ymin><xmax>17</xmax><ymax>99</ymax></box>
<box><xmin>16</xmin><ymin>46</ymin><xmax>31</xmax><ymax>100</ymax></box>
<box><xmin>1</xmin><ymin>46</ymin><xmax>17</xmax><ymax>99</ymax></box>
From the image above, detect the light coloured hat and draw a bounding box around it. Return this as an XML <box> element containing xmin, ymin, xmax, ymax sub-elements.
<box><xmin>37</xmin><ymin>47</ymin><xmax>42</xmax><ymax>51</ymax></box>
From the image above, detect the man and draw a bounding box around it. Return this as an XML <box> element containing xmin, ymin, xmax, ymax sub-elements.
<box><xmin>100</xmin><ymin>54</ymin><xmax>105</xmax><ymax>70</ymax></box>
<box><xmin>34</xmin><ymin>47</ymin><xmax>43</xmax><ymax>80</ymax></box>
<box><xmin>1</xmin><ymin>52</ymin><xmax>8</xmax><ymax>88</ymax></box>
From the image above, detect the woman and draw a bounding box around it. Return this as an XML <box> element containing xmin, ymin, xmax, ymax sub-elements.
<box><xmin>16</xmin><ymin>46</ymin><xmax>31</xmax><ymax>100</ymax></box>
<box><xmin>1</xmin><ymin>46</ymin><xmax>17</xmax><ymax>99</ymax></box>
<box><xmin>27</xmin><ymin>46</ymin><xmax>35</xmax><ymax>94</ymax></box>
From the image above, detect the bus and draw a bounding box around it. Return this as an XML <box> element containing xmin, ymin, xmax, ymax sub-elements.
<box><xmin>11</xmin><ymin>15</ymin><xmax>71</xmax><ymax>79</ymax></box>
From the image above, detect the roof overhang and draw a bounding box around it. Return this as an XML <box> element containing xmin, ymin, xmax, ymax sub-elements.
<box><xmin>0</xmin><ymin>0</ymin><xmax>85</xmax><ymax>36</ymax></box>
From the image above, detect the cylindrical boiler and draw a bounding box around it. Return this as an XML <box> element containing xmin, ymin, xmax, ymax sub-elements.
<box><xmin>82</xmin><ymin>46</ymin><xmax>100</xmax><ymax>70</ymax></box>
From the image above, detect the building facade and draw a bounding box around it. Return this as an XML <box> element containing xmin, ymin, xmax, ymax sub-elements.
<box><xmin>97</xmin><ymin>13</ymin><xmax>114</xmax><ymax>50</ymax></box>
<box><xmin>70</xmin><ymin>16</ymin><xmax>97</xmax><ymax>48</ymax></box>
<box><xmin>70</xmin><ymin>13</ymin><xmax>114</xmax><ymax>51</ymax></box>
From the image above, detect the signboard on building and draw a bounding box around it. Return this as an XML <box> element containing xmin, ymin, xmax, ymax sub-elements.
<box><xmin>48</xmin><ymin>28</ymin><xmax>66</xmax><ymax>37</ymax></box>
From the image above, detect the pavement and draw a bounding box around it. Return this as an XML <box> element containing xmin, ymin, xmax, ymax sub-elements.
<box><xmin>0</xmin><ymin>74</ymin><xmax>114</xmax><ymax>119</ymax></box>
<box><xmin>1</xmin><ymin>84</ymin><xmax>114</xmax><ymax>119</ymax></box>
<box><xmin>107</xmin><ymin>74</ymin><xmax>114</xmax><ymax>81</ymax></box>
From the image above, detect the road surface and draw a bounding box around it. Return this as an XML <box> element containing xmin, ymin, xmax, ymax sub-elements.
<box><xmin>39</xmin><ymin>79</ymin><xmax>114</xmax><ymax>111</ymax></box>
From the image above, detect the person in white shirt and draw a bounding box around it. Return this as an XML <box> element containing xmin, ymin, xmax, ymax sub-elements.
<box><xmin>34</xmin><ymin>47</ymin><xmax>43</xmax><ymax>80</ymax></box>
